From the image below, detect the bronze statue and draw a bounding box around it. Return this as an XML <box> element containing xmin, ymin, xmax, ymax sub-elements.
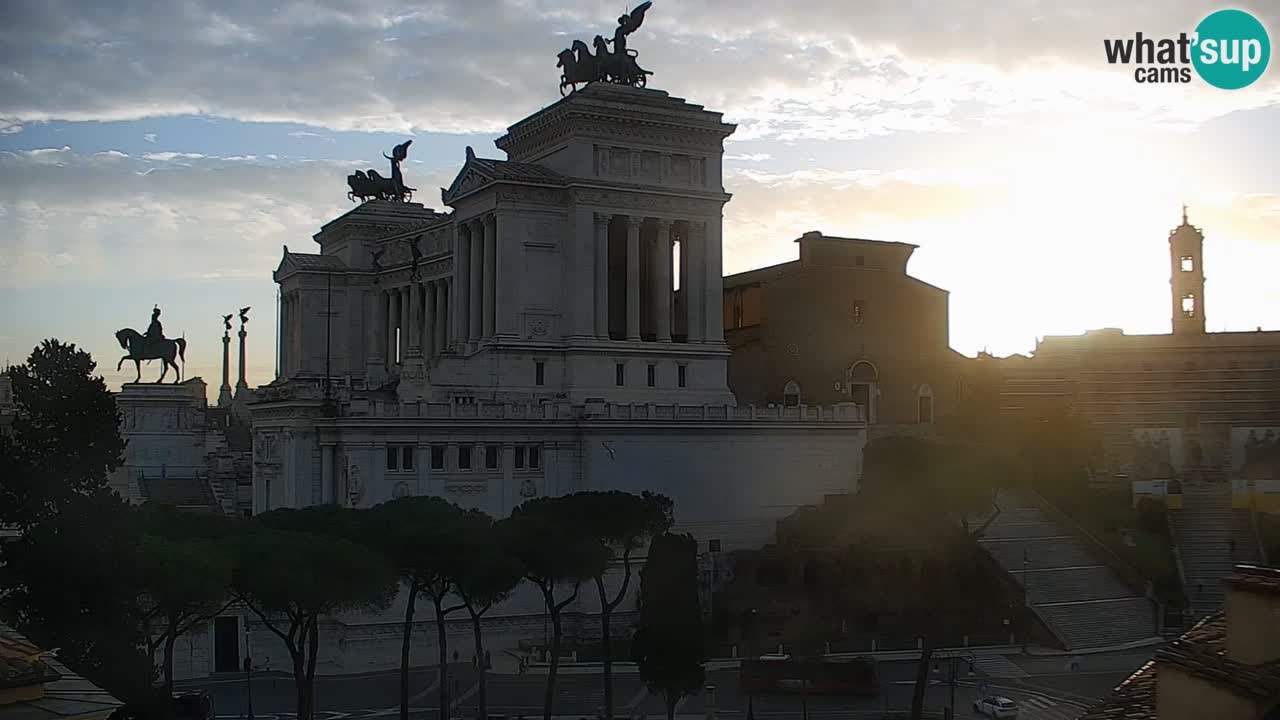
<box><xmin>222</xmin><ymin>314</ymin><xmax>233</xmax><ymax>332</ymax></box>
<box><xmin>347</xmin><ymin>140</ymin><xmax>416</xmax><ymax>203</ymax></box>
<box><xmin>239</xmin><ymin>306</ymin><xmax>251</xmax><ymax>325</ymax></box>
<box><xmin>403</xmin><ymin>235</ymin><xmax>424</xmax><ymax>281</ymax></box>
<box><xmin>558</xmin><ymin>1</ymin><xmax>652</xmax><ymax>95</ymax></box>
<box><xmin>116</xmin><ymin>306</ymin><xmax>186</xmax><ymax>383</ymax></box>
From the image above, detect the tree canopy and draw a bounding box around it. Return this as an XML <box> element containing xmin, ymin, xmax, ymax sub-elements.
<box><xmin>632</xmin><ymin>533</ymin><xmax>705</xmax><ymax>720</ymax></box>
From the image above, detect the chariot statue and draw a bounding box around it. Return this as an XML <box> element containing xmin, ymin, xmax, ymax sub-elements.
<box><xmin>557</xmin><ymin>1</ymin><xmax>653</xmax><ymax>95</ymax></box>
<box><xmin>347</xmin><ymin>140</ymin><xmax>416</xmax><ymax>203</ymax></box>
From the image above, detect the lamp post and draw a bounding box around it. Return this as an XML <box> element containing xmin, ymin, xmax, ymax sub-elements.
<box><xmin>243</xmin><ymin>655</ymin><xmax>254</xmax><ymax>720</ymax></box>
<box><xmin>745</xmin><ymin>609</ymin><xmax>757</xmax><ymax>720</ymax></box>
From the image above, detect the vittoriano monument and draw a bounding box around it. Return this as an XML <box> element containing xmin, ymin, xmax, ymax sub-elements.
<box><xmin>116</xmin><ymin>305</ymin><xmax>187</xmax><ymax>383</ymax></box>
<box><xmin>557</xmin><ymin>1</ymin><xmax>653</xmax><ymax>95</ymax></box>
<box><xmin>347</xmin><ymin>140</ymin><xmax>416</xmax><ymax>203</ymax></box>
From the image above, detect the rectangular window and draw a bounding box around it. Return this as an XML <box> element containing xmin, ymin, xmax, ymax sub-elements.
<box><xmin>430</xmin><ymin>445</ymin><xmax>445</xmax><ymax>470</ymax></box>
<box><xmin>647</xmin><ymin>363</ymin><xmax>656</xmax><ymax>387</ymax></box>
<box><xmin>1180</xmin><ymin>255</ymin><xmax>1195</xmax><ymax>272</ymax></box>
<box><xmin>616</xmin><ymin>362</ymin><xmax>625</xmax><ymax>386</ymax></box>
<box><xmin>485</xmin><ymin>445</ymin><xmax>499</xmax><ymax>470</ymax></box>
<box><xmin>458</xmin><ymin>445</ymin><xmax>473</xmax><ymax>471</ymax></box>
<box><xmin>401</xmin><ymin>446</ymin><xmax>414</xmax><ymax>471</ymax></box>
<box><xmin>1181</xmin><ymin>293</ymin><xmax>1196</xmax><ymax>318</ymax></box>
<box><xmin>529</xmin><ymin>445</ymin><xmax>541</xmax><ymax>470</ymax></box>
<box><xmin>709</xmin><ymin>539</ymin><xmax>722</xmax><ymax>553</ymax></box>
<box><xmin>515</xmin><ymin>446</ymin><xmax>526</xmax><ymax>469</ymax></box>
<box><xmin>535</xmin><ymin>361</ymin><xmax>545</xmax><ymax>386</ymax></box>
<box><xmin>855</xmin><ymin>255</ymin><xmax>865</xmax><ymax>267</ymax></box>
<box><xmin>918</xmin><ymin>396</ymin><xmax>934</xmax><ymax>424</ymax></box>
<box><xmin>386</xmin><ymin>446</ymin><xmax>398</xmax><ymax>471</ymax></box>
<box><xmin>678</xmin><ymin>365</ymin><xmax>687</xmax><ymax>388</ymax></box>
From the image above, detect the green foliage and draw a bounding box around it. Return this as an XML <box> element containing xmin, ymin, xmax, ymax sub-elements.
<box><xmin>504</xmin><ymin>497</ymin><xmax>612</xmax><ymax>589</ymax></box>
<box><xmin>0</xmin><ymin>339</ymin><xmax>125</xmax><ymax>526</ymax></box>
<box><xmin>632</xmin><ymin>533</ymin><xmax>704</xmax><ymax>720</ymax></box>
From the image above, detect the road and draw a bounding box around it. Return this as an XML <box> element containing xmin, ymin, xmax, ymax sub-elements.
<box><xmin>184</xmin><ymin>651</ymin><xmax>1152</xmax><ymax>720</ymax></box>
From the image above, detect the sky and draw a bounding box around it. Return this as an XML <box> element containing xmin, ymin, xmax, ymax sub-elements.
<box><xmin>1</xmin><ymin>0</ymin><xmax>1278</xmax><ymax>397</ymax></box>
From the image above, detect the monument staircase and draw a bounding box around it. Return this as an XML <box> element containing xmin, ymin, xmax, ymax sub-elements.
<box><xmin>977</xmin><ymin>490</ymin><xmax>1160</xmax><ymax>650</ymax></box>
<box><xmin>1170</xmin><ymin>478</ymin><xmax>1263</xmax><ymax>618</ymax></box>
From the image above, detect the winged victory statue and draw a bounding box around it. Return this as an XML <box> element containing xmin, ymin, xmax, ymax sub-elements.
<box><xmin>557</xmin><ymin>1</ymin><xmax>654</xmax><ymax>95</ymax></box>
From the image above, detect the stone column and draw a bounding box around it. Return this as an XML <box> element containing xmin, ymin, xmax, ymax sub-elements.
<box><xmin>625</xmin><ymin>216</ymin><xmax>641</xmax><ymax>341</ymax></box>
<box><xmin>469</xmin><ymin>219</ymin><xmax>484</xmax><ymax>340</ymax></box>
<box><xmin>408</xmin><ymin>282</ymin><xmax>422</xmax><ymax>356</ymax></box>
<box><xmin>703</xmin><ymin>218</ymin><xmax>724</xmax><ymax>343</ymax></box>
<box><xmin>423</xmin><ymin>281</ymin><xmax>436</xmax><ymax>359</ymax></box>
<box><xmin>455</xmin><ymin>225</ymin><xmax>471</xmax><ymax>346</ymax></box>
<box><xmin>400</xmin><ymin>285</ymin><xmax>411</xmax><ymax>361</ymax></box>
<box><xmin>653</xmin><ymin>219</ymin><xmax>673</xmax><ymax>342</ymax></box>
<box><xmin>219</xmin><ymin>331</ymin><xmax>232</xmax><ymax>406</ymax></box>
<box><xmin>321</xmin><ymin>445</ymin><xmax>335</xmax><ymax>504</ymax></box>
<box><xmin>594</xmin><ymin>213</ymin><xmax>610</xmax><ymax>339</ymax></box>
<box><xmin>236</xmin><ymin>322</ymin><xmax>248</xmax><ymax>391</ymax></box>
<box><xmin>386</xmin><ymin>288</ymin><xmax>398</xmax><ymax>365</ymax></box>
<box><xmin>482</xmin><ymin>214</ymin><xmax>497</xmax><ymax>338</ymax></box>
<box><xmin>684</xmin><ymin>222</ymin><xmax>705</xmax><ymax>342</ymax></box>
<box><xmin>366</xmin><ymin>287</ymin><xmax>382</xmax><ymax>363</ymax></box>
<box><xmin>435</xmin><ymin>280</ymin><xmax>449</xmax><ymax>353</ymax></box>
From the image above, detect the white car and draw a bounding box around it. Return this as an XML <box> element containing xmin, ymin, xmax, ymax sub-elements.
<box><xmin>973</xmin><ymin>696</ymin><xmax>1019</xmax><ymax>718</ymax></box>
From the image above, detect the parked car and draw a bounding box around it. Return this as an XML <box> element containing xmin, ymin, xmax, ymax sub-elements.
<box><xmin>172</xmin><ymin>690</ymin><xmax>215</xmax><ymax>720</ymax></box>
<box><xmin>973</xmin><ymin>695</ymin><xmax>1019</xmax><ymax>718</ymax></box>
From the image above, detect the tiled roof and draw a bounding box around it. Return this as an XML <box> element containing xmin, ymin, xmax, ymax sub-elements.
<box><xmin>1080</xmin><ymin>659</ymin><xmax>1157</xmax><ymax>720</ymax></box>
<box><xmin>469</xmin><ymin>157</ymin><xmax>566</xmax><ymax>185</ymax></box>
<box><xmin>287</xmin><ymin>253</ymin><xmax>346</xmax><ymax>271</ymax></box>
<box><xmin>0</xmin><ymin>624</ymin><xmax>122</xmax><ymax>720</ymax></box>
<box><xmin>1156</xmin><ymin>613</ymin><xmax>1280</xmax><ymax>702</ymax></box>
<box><xmin>1224</xmin><ymin>564</ymin><xmax>1280</xmax><ymax>596</ymax></box>
<box><xmin>0</xmin><ymin>626</ymin><xmax>60</xmax><ymax>690</ymax></box>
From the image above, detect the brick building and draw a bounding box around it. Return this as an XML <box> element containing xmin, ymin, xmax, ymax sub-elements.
<box><xmin>720</xmin><ymin>231</ymin><xmax>965</xmax><ymax>432</ymax></box>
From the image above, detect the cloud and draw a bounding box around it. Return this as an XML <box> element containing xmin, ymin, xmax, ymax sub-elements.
<box><xmin>0</xmin><ymin>119</ymin><xmax>22</xmax><ymax>134</ymax></box>
<box><xmin>288</xmin><ymin>131</ymin><xmax>336</xmax><ymax>142</ymax></box>
<box><xmin>1</xmin><ymin>0</ymin><xmax>1274</xmax><ymax>143</ymax></box>
<box><xmin>93</xmin><ymin>150</ymin><xmax>130</xmax><ymax>160</ymax></box>
<box><xmin>726</xmin><ymin>153</ymin><xmax>772</xmax><ymax>162</ymax></box>
<box><xmin>143</xmin><ymin>133</ymin><xmax>157</xmax><ymax>143</ymax></box>
<box><xmin>142</xmin><ymin>151</ymin><xmax>207</xmax><ymax>161</ymax></box>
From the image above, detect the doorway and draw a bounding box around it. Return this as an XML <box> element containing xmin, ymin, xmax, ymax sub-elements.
<box><xmin>213</xmin><ymin>616</ymin><xmax>241</xmax><ymax>673</ymax></box>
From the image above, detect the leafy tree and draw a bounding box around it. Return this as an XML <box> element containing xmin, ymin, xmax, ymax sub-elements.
<box><xmin>500</xmin><ymin>497</ymin><xmax>611</xmax><ymax>720</ymax></box>
<box><xmin>134</xmin><ymin>504</ymin><xmax>239</xmax><ymax>703</ymax></box>
<box><xmin>453</xmin><ymin>515</ymin><xmax>524</xmax><ymax>720</ymax></box>
<box><xmin>631</xmin><ymin>533</ymin><xmax>705</xmax><ymax>720</ymax></box>
<box><xmin>365</xmin><ymin>497</ymin><xmax>475</xmax><ymax>720</ymax></box>
<box><xmin>0</xmin><ymin>339</ymin><xmax>125</xmax><ymax>527</ymax></box>
<box><xmin>564</xmin><ymin>491</ymin><xmax>673</xmax><ymax>720</ymax></box>
<box><xmin>233</xmin><ymin>522</ymin><xmax>396</xmax><ymax>720</ymax></box>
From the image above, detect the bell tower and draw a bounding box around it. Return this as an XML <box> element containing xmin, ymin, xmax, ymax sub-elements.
<box><xmin>1170</xmin><ymin>205</ymin><xmax>1206</xmax><ymax>335</ymax></box>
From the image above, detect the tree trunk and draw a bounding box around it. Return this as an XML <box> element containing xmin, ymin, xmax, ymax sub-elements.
<box><xmin>542</xmin><ymin>589</ymin><xmax>562</xmax><ymax>720</ymax></box>
<box><xmin>162</xmin><ymin>626</ymin><xmax>177</xmax><ymax>720</ymax></box>
<box><xmin>910</xmin><ymin>633</ymin><xmax>935</xmax><ymax>720</ymax></box>
<box><xmin>470</xmin><ymin>611</ymin><xmax>487</xmax><ymax>720</ymax></box>
<box><xmin>400</xmin><ymin>586</ymin><xmax>418</xmax><ymax>720</ymax></box>
<box><xmin>292</xmin><ymin>651</ymin><xmax>309</xmax><ymax>720</ymax></box>
<box><xmin>434</xmin><ymin>599</ymin><xmax>451</xmax><ymax>720</ymax></box>
<box><xmin>600</xmin><ymin>604</ymin><xmax>613</xmax><ymax>720</ymax></box>
<box><xmin>306</xmin><ymin>616</ymin><xmax>320</xmax><ymax>720</ymax></box>
<box><xmin>665</xmin><ymin>692</ymin><xmax>677</xmax><ymax>720</ymax></box>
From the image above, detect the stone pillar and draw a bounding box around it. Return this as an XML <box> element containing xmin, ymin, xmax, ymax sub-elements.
<box><xmin>684</xmin><ymin>222</ymin><xmax>705</xmax><ymax>342</ymax></box>
<box><xmin>408</xmin><ymin>282</ymin><xmax>422</xmax><ymax>356</ymax></box>
<box><xmin>455</xmin><ymin>225</ymin><xmax>471</xmax><ymax>346</ymax></box>
<box><xmin>653</xmin><ymin>219</ymin><xmax>673</xmax><ymax>342</ymax></box>
<box><xmin>594</xmin><ymin>213</ymin><xmax>610</xmax><ymax>339</ymax></box>
<box><xmin>366</xmin><ymin>287</ymin><xmax>383</xmax><ymax>367</ymax></box>
<box><xmin>625</xmin><ymin>216</ymin><xmax>641</xmax><ymax>341</ymax></box>
<box><xmin>436</xmin><ymin>280</ymin><xmax>449</xmax><ymax>353</ymax></box>
<box><xmin>236</xmin><ymin>323</ymin><xmax>248</xmax><ymax>391</ymax></box>
<box><xmin>482</xmin><ymin>214</ymin><xmax>497</xmax><ymax>338</ymax></box>
<box><xmin>469</xmin><ymin>219</ymin><xmax>484</xmax><ymax>340</ymax></box>
<box><xmin>386</xmin><ymin>288</ymin><xmax>398</xmax><ymax>365</ymax></box>
<box><xmin>703</xmin><ymin>218</ymin><xmax>724</xmax><ymax>343</ymax></box>
<box><xmin>218</xmin><ymin>331</ymin><xmax>233</xmax><ymax>406</ymax></box>
<box><xmin>321</xmin><ymin>445</ymin><xmax>335</xmax><ymax>505</ymax></box>
<box><xmin>423</xmin><ymin>281</ymin><xmax>436</xmax><ymax>359</ymax></box>
<box><xmin>399</xmin><ymin>285</ymin><xmax>411</xmax><ymax>361</ymax></box>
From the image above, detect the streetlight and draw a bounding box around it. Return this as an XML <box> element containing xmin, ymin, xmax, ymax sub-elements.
<box><xmin>243</xmin><ymin>655</ymin><xmax>254</xmax><ymax>720</ymax></box>
<box><xmin>744</xmin><ymin>609</ymin><xmax>757</xmax><ymax>720</ymax></box>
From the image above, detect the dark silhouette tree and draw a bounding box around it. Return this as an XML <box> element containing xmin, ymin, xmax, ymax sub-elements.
<box><xmin>365</xmin><ymin>497</ymin><xmax>476</xmax><ymax>720</ymax></box>
<box><xmin>500</xmin><ymin>497</ymin><xmax>611</xmax><ymax>720</ymax></box>
<box><xmin>564</xmin><ymin>490</ymin><xmax>673</xmax><ymax>720</ymax></box>
<box><xmin>632</xmin><ymin>533</ymin><xmax>705</xmax><ymax>720</ymax></box>
<box><xmin>453</xmin><ymin>515</ymin><xmax>524</xmax><ymax>720</ymax></box>
<box><xmin>232</xmin><ymin>518</ymin><xmax>396</xmax><ymax>720</ymax></box>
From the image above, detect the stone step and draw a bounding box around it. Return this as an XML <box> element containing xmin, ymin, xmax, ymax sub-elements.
<box><xmin>1036</xmin><ymin>597</ymin><xmax>1158</xmax><ymax>649</ymax></box>
<box><xmin>1020</xmin><ymin>566</ymin><xmax>1136</xmax><ymax>604</ymax></box>
<box><xmin>980</xmin><ymin>537</ymin><xmax>1098</xmax><ymax>570</ymax></box>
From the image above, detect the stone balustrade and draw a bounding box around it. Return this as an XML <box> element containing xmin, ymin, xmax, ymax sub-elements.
<box><xmin>345</xmin><ymin>398</ymin><xmax>865</xmax><ymax>423</ymax></box>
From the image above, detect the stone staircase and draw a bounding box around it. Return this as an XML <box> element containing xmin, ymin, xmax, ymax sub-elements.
<box><xmin>978</xmin><ymin>492</ymin><xmax>1159</xmax><ymax>650</ymax></box>
<box><xmin>1170</xmin><ymin>480</ymin><xmax>1263</xmax><ymax>617</ymax></box>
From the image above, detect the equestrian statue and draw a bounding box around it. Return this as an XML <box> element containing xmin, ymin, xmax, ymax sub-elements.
<box><xmin>116</xmin><ymin>306</ymin><xmax>187</xmax><ymax>383</ymax></box>
<box><xmin>348</xmin><ymin>140</ymin><xmax>416</xmax><ymax>203</ymax></box>
<box><xmin>558</xmin><ymin>1</ymin><xmax>653</xmax><ymax>95</ymax></box>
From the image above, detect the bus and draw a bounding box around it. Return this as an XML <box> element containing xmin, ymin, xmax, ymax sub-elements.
<box><xmin>739</xmin><ymin>656</ymin><xmax>880</xmax><ymax>696</ymax></box>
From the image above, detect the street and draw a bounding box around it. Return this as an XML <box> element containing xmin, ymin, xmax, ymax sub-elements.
<box><xmin>182</xmin><ymin>650</ymin><xmax>1154</xmax><ymax>720</ymax></box>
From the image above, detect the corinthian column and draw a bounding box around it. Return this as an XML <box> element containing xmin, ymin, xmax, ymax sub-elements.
<box><xmin>469</xmin><ymin>219</ymin><xmax>484</xmax><ymax>340</ymax></box>
<box><xmin>423</xmin><ymin>281</ymin><xmax>436</xmax><ymax>359</ymax></box>
<box><xmin>625</xmin><ymin>216</ymin><xmax>641</xmax><ymax>341</ymax></box>
<box><xmin>594</xmin><ymin>213</ymin><xmax>610</xmax><ymax>339</ymax></box>
<box><xmin>653</xmin><ymin>219</ymin><xmax>673</xmax><ymax>342</ymax></box>
<box><xmin>482</xmin><ymin>214</ymin><xmax>496</xmax><ymax>338</ymax></box>
<box><xmin>455</xmin><ymin>226</ymin><xmax>471</xmax><ymax>346</ymax></box>
<box><xmin>408</xmin><ymin>282</ymin><xmax>422</xmax><ymax>356</ymax></box>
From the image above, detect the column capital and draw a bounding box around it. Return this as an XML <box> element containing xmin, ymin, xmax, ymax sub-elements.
<box><xmin>594</xmin><ymin>212</ymin><xmax>611</xmax><ymax>226</ymax></box>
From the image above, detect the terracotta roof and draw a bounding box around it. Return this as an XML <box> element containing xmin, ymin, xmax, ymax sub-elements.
<box><xmin>0</xmin><ymin>624</ymin><xmax>122</xmax><ymax>720</ymax></box>
<box><xmin>1080</xmin><ymin>659</ymin><xmax>1157</xmax><ymax>720</ymax></box>
<box><xmin>1225</xmin><ymin>564</ymin><xmax>1280</xmax><ymax>596</ymax></box>
<box><xmin>1155</xmin><ymin>612</ymin><xmax>1280</xmax><ymax>702</ymax></box>
<box><xmin>0</xmin><ymin>626</ymin><xmax>60</xmax><ymax>690</ymax></box>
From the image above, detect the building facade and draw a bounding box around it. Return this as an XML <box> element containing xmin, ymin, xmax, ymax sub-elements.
<box><xmin>721</xmin><ymin>231</ymin><xmax>964</xmax><ymax>433</ymax></box>
<box><xmin>221</xmin><ymin>83</ymin><xmax>869</xmax><ymax>680</ymax></box>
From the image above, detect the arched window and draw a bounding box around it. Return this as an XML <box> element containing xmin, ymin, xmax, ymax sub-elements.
<box><xmin>783</xmin><ymin>380</ymin><xmax>801</xmax><ymax>407</ymax></box>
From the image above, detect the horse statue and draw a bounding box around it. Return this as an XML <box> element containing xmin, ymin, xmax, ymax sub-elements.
<box><xmin>347</xmin><ymin>140</ymin><xmax>416</xmax><ymax>203</ymax></box>
<box><xmin>115</xmin><ymin>328</ymin><xmax>186</xmax><ymax>384</ymax></box>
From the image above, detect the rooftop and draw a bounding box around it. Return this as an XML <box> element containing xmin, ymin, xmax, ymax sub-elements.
<box><xmin>0</xmin><ymin>625</ymin><xmax>122</xmax><ymax>720</ymax></box>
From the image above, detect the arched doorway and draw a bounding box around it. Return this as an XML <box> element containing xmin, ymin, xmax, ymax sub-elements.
<box><xmin>847</xmin><ymin>361</ymin><xmax>878</xmax><ymax>422</ymax></box>
<box><xmin>783</xmin><ymin>380</ymin><xmax>802</xmax><ymax>407</ymax></box>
